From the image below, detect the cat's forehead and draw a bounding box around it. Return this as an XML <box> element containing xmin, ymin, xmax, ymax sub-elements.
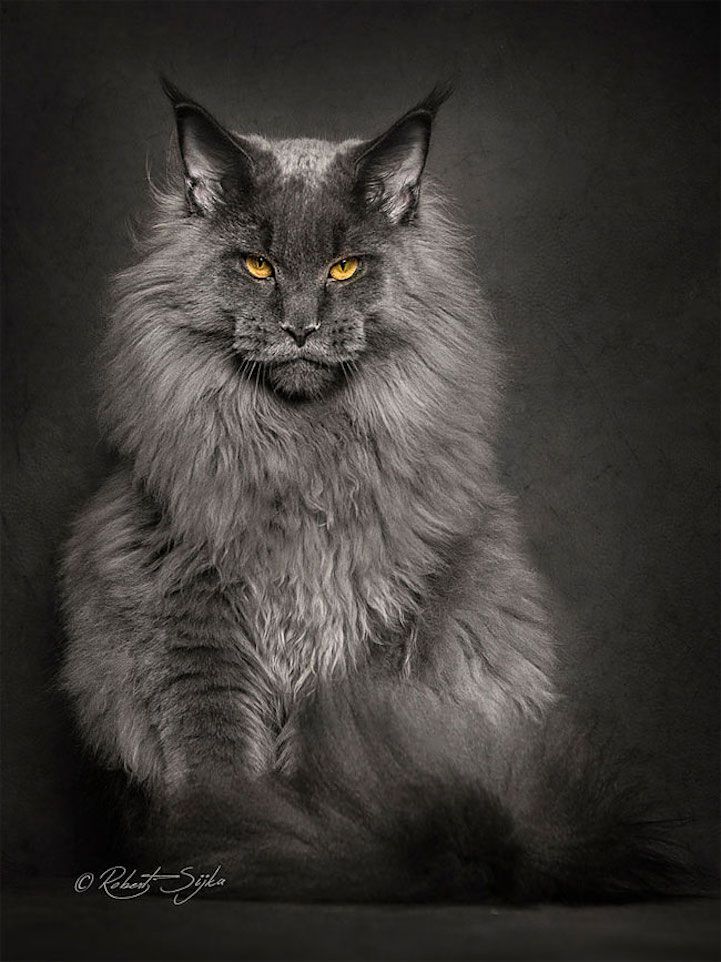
<box><xmin>224</xmin><ymin>133</ymin><xmax>371</xmax><ymax>263</ymax></box>
<box><xmin>243</xmin><ymin>134</ymin><xmax>359</xmax><ymax>184</ymax></box>
<box><xmin>271</xmin><ymin>137</ymin><xmax>339</xmax><ymax>180</ymax></box>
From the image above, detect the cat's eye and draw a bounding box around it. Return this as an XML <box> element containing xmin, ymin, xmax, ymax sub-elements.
<box><xmin>329</xmin><ymin>257</ymin><xmax>360</xmax><ymax>282</ymax></box>
<box><xmin>244</xmin><ymin>254</ymin><xmax>274</xmax><ymax>279</ymax></box>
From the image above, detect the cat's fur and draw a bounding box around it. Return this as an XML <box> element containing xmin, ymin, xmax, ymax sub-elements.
<box><xmin>60</xmin><ymin>83</ymin><xmax>686</xmax><ymax>900</ymax></box>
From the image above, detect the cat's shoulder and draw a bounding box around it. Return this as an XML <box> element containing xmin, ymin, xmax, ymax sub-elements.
<box><xmin>62</xmin><ymin>464</ymin><xmax>168</xmax><ymax>589</ymax></box>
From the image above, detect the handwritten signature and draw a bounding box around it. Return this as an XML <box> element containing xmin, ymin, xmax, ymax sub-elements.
<box><xmin>74</xmin><ymin>865</ymin><xmax>227</xmax><ymax>905</ymax></box>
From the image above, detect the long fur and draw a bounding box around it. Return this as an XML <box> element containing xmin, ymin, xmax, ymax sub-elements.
<box><xmin>59</xmin><ymin>90</ymin><xmax>693</xmax><ymax>901</ymax></box>
<box><xmin>142</xmin><ymin>678</ymin><xmax>691</xmax><ymax>903</ymax></box>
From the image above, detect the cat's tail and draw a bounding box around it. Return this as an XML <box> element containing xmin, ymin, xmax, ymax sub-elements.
<box><xmin>146</xmin><ymin>678</ymin><xmax>702</xmax><ymax>903</ymax></box>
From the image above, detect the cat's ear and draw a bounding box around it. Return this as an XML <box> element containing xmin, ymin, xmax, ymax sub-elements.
<box><xmin>161</xmin><ymin>78</ymin><xmax>255</xmax><ymax>214</ymax></box>
<box><xmin>354</xmin><ymin>84</ymin><xmax>452</xmax><ymax>224</ymax></box>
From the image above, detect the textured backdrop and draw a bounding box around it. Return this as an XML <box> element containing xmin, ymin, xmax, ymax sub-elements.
<box><xmin>2</xmin><ymin>0</ymin><xmax>718</xmax><ymax>878</ymax></box>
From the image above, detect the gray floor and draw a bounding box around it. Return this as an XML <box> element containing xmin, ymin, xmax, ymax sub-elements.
<box><xmin>2</xmin><ymin>885</ymin><xmax>719</xmax><ymax>961</ymax></box>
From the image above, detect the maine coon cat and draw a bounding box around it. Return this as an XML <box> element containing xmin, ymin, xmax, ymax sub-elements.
<box><xmin>60</xmin><ymin>81</ymin><xmax>685</xmax><ymax>901</ymax></box>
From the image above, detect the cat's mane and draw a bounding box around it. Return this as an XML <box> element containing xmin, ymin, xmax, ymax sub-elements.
<box><xmin>100</xmin><ymin>136</ymin><xmax>506</xmax><ymax>572</ymax></box>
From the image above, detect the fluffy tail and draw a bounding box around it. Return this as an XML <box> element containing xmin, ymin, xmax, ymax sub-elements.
<box><xmin>145</xmin><ymin>679</ymin><xmax>699</xmax><ymax>903</ymax></box>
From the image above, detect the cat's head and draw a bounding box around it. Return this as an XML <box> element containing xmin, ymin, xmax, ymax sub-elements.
<box><xmin>158</xmin><ymin>80</ymin><xmax>452</xmax><ymax>401</ymax></box>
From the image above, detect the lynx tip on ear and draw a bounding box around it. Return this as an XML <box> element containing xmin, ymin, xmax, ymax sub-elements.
<box><xmin>160</xmin><ymin>76</ymin><xmax>195</xmax><ymax>110</ymax></box>
<box><xmin>414</xmin><ymin>79</ymin><xmax>456</xmax><ymax>119</ymax></box>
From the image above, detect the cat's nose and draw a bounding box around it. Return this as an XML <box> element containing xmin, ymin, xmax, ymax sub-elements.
<box><xmin>280</xmin><ymin>321</ymin><xmax>319</xmax><ymax>347</ymax></box>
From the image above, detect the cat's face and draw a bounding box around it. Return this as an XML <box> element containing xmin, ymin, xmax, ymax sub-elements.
<box><xmin>165</xmin><ymin>83</ymin><xmax>448</xmax><ymax>400</ymax></box>
<box><xmin>209</xmin><ymin>138</ymin><xmax>389</xmax><ymax>400</ymax></box>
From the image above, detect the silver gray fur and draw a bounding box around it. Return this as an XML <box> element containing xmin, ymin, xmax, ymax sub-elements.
<box><xmin>60</xmin><ymin>88</ymin><xmax>559</xmax><ymax>813</ymax></box>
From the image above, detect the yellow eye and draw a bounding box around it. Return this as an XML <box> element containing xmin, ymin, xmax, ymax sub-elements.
<box><xmin>329</xmin><ymin>257</ymin><xmax>360</xmax><ymax>281</ymax></box>
<box><xmin>244</xmin><ymin>254</ymin><xmax>273</xmax><ymax>279</ymax></box>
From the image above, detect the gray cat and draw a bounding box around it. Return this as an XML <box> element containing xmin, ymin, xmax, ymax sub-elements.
<box><xmin>60</xmin><ymin>82</ymin><xmax>684</xmax><ymax>901</ymax></box>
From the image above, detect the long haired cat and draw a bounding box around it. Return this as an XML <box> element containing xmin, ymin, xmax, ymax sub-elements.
<box><xmin>60</xmin><ymin>81</ymin><xmax>687</xmax><ymax>901</ymax></box>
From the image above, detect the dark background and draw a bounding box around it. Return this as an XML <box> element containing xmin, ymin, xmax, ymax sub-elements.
<box><xmin>2</xmin><ymin>0</ymin><xmax>718</xmax><ymax>893</ymax></box>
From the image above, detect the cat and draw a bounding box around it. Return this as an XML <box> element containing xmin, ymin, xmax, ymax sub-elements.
<box><xmin>59</xmin><ymin>80</ymin><xmax>688</xmax><ymax>901</ymax></box>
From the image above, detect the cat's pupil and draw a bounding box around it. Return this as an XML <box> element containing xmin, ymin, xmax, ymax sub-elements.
<box><xmin>339</xmin><ymin>260</ymin><xmax>346</xmax><ymax>269</ymax></box>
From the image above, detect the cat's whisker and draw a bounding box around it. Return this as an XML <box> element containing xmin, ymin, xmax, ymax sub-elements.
<box><xmin>339</xmin><ymin>361</ymin><xmax>351</xmax><ymax>388</ymax></box>
<box><xmin>239</xmin><ymin>357</ymin><xmax>254</xmax><ymax>386</ymax></box>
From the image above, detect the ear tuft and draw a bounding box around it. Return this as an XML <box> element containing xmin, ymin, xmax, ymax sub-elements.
<box><xmin>413</xmin><ymin>80</ymin><xmax>455</xmax><ymax>119</ymax></box>
<box><xmin>160</xmin><ymin>75</ymin><xmax>193</xmax><ymax>109</ymax></box>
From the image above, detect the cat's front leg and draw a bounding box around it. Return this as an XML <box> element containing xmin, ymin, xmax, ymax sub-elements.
<box><xmin>62</xmin><ymin>606</ymin><xmax>285</xmax><ymax>810</ymax></box>
<box><xmin>407</xmin><ymin>510</ymin><xmax>559</xmax><ymax>724</ymax></box>
<box><xmin>144</xmin><ymin>611</ymin><xmax>287</xmax><ymax>803</ymax></box>
<box><xmin>60</xmin><ymin>472</ymin><xmax>288</xmax><ymax>808</ymax></box>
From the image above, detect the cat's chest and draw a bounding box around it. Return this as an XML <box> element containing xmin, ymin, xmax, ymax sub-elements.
<box><xmin>231</xmin><ymin>484</ymin><xmax>413</xmax><ymax>692</ymax></box>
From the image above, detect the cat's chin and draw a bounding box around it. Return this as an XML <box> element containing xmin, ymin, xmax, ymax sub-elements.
<box><xmin>266</xmin><ymin>359</ymin><xmax>340</xmax><ymax>400</ymax></box>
